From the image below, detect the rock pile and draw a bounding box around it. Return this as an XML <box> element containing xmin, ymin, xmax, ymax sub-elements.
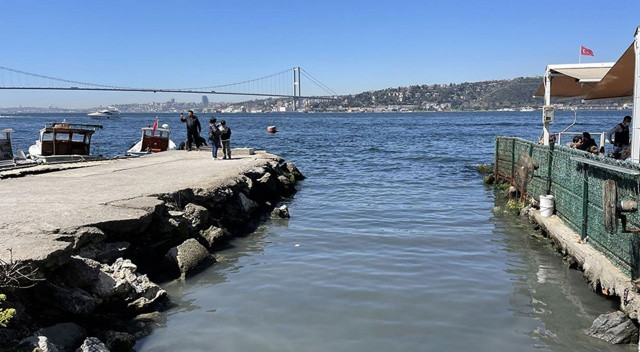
<box><xmin>1</xmin><ymin>159</ymin><xmax>304</xmax><ymax>352</ymax></box>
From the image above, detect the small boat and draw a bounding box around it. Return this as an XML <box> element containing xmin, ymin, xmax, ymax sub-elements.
<box><xmin>267</xmin><ymin>125</ymin><xmax>277</xmax><ymax>133</ymax></box>
<box><xmin>0</xmin><ymin>128</ymin><xmax>14</xmax><ymax>160</ymax></box>
<box><xmin>28</xmin><ymin>121</ymin><xmax>103</xmax><ymax>162</ymax></box>
<box><xmin>88</xmin><ymin>107</ymin><xmax>120</xmax><ymax>119</ymax></box>
<box><xmin>126</xmin><ymin>121</ymin><xmax>176</xmax><ymax>157</ymax></box>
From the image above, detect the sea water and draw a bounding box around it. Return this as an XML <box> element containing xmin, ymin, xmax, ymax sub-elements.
<box><xmin>1</xmin><ymin>111</ymin><xmax>634</xmax><ymax>351</ymax></box>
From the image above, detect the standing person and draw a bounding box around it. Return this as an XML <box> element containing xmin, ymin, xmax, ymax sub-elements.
<box><xmin>219</xmin><ymin>120</ymin><xmax>232</xmax><ymax>159</ymax></box>
<box><xmin>180</xmin><ymin>110</ymin><xmax>202</xmax><ymax>151</ymax></box>
<box><xmin>607</xmin><ymin>115</ymin><xmax>631</xmax><ymax>159</ymax></box>
<box><xmin>208</xmin><ymin>117</ymin><xmax>221</xmax><ymax>159</ymax></box>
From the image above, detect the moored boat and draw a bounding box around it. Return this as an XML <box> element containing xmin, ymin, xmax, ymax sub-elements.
<box><xmin>28</xmin><ymin>121</ymin><xmax>103</xmax><ymax>162</ymax></box>
<box><xmin>126</xmin><ymin>120</ymin><xmax>176</xmax><ymax>157</ymax></box>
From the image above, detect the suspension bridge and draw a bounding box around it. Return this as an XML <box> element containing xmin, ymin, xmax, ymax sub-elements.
<box><xmin>0</xmin><ymin>66</ymin><xmax>339</xmax><ymax>110</ymax></box>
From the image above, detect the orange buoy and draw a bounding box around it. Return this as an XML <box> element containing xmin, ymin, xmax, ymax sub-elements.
<box><xmin>267</xmin><ymin>126</ymin><xmax>277</xmax><ymax>133</ymax></box>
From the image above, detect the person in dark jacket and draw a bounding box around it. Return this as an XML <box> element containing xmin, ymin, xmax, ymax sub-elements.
<box><xmin>180</xmin><ymin>110</ymin><xmax>202</xmax><ymax>150</ymax></box>
<box><xmin>208</xmin><ymin>117</ymin><xmax>221</xmax><ymax>159</ymax></box>
<box><xmin>219</xmin><ymin>120</ymin><xmax>232</xmax><ymax>159</ymax></box>
<box><xmin>607</xmin><ymin>115</ymin><xmax>631</xmax><ymax>159</ymax></box>
<box><xmin>579</xmin><ymin>132</ymin><xmax>598</xmax><ymax>152</ymax></box>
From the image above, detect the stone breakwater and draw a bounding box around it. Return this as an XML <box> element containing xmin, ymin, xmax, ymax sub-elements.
<box><xmin>0</xmin><ymin>150</ymin><xmax>304</xmax><ymax>352</ymax></box>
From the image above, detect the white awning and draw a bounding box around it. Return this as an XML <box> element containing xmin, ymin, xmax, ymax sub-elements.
<box><xmin>534</xmin><ymin>62</ymin><xmax>614</xmax><ymax>97</ymax></box>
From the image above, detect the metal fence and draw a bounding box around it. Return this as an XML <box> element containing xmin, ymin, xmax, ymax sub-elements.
<box><xmin>495</xmin><ymin>136</ymin><xmax>640</xmax><ymax>279</ymax></box>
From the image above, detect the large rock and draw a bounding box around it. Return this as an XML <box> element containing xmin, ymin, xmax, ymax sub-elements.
<box><xmin>163</xmin><ymin>239</ymin><xmax>215</xmax><ymax>278</ymax></box>
<box><xmin>76</xmin><ymin>242</ymin><xmax>130</xmax><ymax>264</ymax></box>
<box><xmin>99</xmin><ymin>331</ymin><xmax>134</xmax><ymax>352</ymax></box>
<box><xmin>107</xmin><ymin>258</ymin><xmax>168</xmax><ymax>312</ymax></box>
<box><xmin>71</xmin><ymin>227</ymin><xmax>107</xmax><ymax>251</ymax></box>
<box><xmin>19</xmin><ymin>336</ymin><xmax>60</xmax><ymax>352</ymax></box>
<box><xmin>75</xmin><ymin>337</ymin><xmax>109</xmax><ymax>352</ymax></box>
<box><xmin>183</xmin><ymin>203</ymin><xmax>210</xmax><ymax>230</ymax></box>
<box><xmin>44</xmin><ymin>283</ymin><xmax>98</xmax><ymax>316</ymax></box>
<box><xmin>37</xmin><ymin>323</ymin><xmax>86</xmax><ymax>352</ymax></box>
<box><xmin>585</xmin><ymin>311</ymin><xmax>639</xmax><ymax>344</ymax></box>
<box><xmin>253</xmin><ymin>172</ymin><xmax>280</xmax><ymax>201</ymax></box>
<box><xmin>237</xmin><ymin>193</ymin><xmax>258</xmax><ymax>214</ymax></box>
<box><xmin>284</xmin><ymin>162</ymin><xmax>305</xmax><ymax>180</ymax></box>
<box><xmin>271</xmin><ymin>205</ymin><xmax>290</xmax><ymax>219</ymax></box>
<box><xmin>128</xmin><ymin>312</ymin><xmax>164</xmax><ymax>340</ymax></box>
<box><xmin>197</xmin><ymin>226</ymin><xmax>230</xmax><ymax>250</ymax></box>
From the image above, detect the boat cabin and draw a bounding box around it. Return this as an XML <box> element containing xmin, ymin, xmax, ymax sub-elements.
<box><xmin>139</xmin><ymin>127</ymin><xmax>171</xmax><ymax>153</ymax></box>
<box><xmin>35</xmin><ymin>122</ymin><xmax>103</xmax><ymax>156</ymax></box>
<box><xmin>0</xmin><ymin>128</ymin><xmax>14</xmax><ymax>160</ymax></box>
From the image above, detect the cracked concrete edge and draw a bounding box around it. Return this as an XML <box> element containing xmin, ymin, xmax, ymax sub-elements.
<box><xmin>526</xmin><ymin>209</ymin><xmax>640</xmax><ymax>320</ymax></box>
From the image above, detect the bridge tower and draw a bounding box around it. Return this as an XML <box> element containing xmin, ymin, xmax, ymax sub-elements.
<box><xmin>292</xmin><ymin>67</ymin><xmax>301</xmax><ymax>112</ymax></box>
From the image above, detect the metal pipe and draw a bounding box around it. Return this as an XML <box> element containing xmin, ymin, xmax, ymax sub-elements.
<box><xmin>632</xmin><ymin>27</ymin><xmax>640</xmax><ymax>162</ymax></box>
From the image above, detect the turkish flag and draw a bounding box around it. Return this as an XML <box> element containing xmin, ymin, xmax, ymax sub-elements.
<box><xmin>580</xmin><ymin>45</ymin><xmax>594</xmax><ymax>56</ymax></box>
<box><xmin>152</xmin><ymin>117</ymin><xmax>158</xmax><ymax>132</ymax></box>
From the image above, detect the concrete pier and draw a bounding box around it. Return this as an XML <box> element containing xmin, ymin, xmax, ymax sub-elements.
<box><xmin>0</xmin><ymin>149</ymin><xmax>288</xmax><ymax>264</ymax></box>
<box><xmin>0</xmin><ymin>148</ymin><xmax>305</xmax><ymax>349</ymax></box>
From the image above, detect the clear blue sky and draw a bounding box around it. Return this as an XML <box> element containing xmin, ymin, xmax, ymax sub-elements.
<box><xmin>1</xmin><ymin>0</ymin><xmax>639</xmax><ymax>108</ymax></box>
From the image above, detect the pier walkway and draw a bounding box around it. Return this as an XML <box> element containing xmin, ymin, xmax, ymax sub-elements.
<box><xmin>0</xmin><ymin>150</ymin><xmax>280</xmax><ymax>264</ymax></box>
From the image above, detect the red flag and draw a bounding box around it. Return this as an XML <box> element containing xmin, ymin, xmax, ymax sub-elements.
<box><xmin>580</xmin><ymin>45</ymin><xmax>594</xmax><ymax>56</ymax></box>
<box><xmin>151</xmin><ymin>117</ymin><xmax>158</xmax><ymax>132</ymax></box>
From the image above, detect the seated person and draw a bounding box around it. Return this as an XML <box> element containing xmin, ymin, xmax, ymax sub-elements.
<box><xmin>579</xmin><ymin>132</ymin><xmax>598</xmax><ymax>151</ymax></box>
<box><xmin>566</xmin><ymin>136</ymin><xmax>583</xmax><ymax>149</ymax></box>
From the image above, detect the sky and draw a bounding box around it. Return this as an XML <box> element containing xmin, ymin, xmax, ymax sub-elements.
<box><xmin>0</xmin><ymin>0</ymin><xmax>639</xmax><ymax>108</ymax></box>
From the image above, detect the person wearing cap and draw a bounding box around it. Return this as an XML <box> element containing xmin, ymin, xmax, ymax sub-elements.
<box><xmin>179</xmin><ymin>110</ymin><xmax>202</xmax><ymax>151</ymax></box>
<box><xmin>219</xmin><ymin>120</ymin><xmax>232</xmax><ymax>159</ymax></box>
<box><xmin>208</xmin><ymin>117</ymin><xmax>221</xmax><ymax>159</ymax></box>
<box><xmin>607</xmin><ymin>115</ymin><xmax>631</xmax><ymax>159</ymax></box>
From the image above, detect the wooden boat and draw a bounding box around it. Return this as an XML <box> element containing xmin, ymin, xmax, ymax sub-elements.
<box><xmin>126</xmin><ymin>122</ymin><xmax>176</xmax><ymax>157</ymax></box>
<box><xmin>28</xmin><ymin>121</ymin><xmax>103</xmax><ymax>162</ymax></box>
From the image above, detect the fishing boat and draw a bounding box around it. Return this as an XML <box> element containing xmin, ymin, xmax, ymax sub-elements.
<box><xmin>28</xmin><ymin>121</ymin><xmax>103</xmax><ymax>162</ymax></box>
<box><xmin>126</xmin><ymin>121</ymin><xmax>176</xmax><ymax>157</ymax></box>
<box><xmin>87</xmin><ymin>107</ymin><xmax>120</xmax><ymax>119</ymax></box>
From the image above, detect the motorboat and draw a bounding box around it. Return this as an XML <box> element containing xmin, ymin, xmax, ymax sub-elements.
<box><xmin>126</xmin><ymin>120</ymin><xmax>176</xmax><ymax>157</ymax></box>
<box><xmin>28</xmin><ymin>121</ymin><xmax>103</xmax><ymax>162</ymax></box>
<box><xmin>88</xmin><ymin>107</ymin><xmax>120</xmax><ymax>119</ymax></box>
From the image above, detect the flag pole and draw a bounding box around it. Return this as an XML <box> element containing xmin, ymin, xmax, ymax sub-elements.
<box><xmin>579</xmin><ymin>45</ymin><xmax>581</xmax><ymax>64</ymax></box>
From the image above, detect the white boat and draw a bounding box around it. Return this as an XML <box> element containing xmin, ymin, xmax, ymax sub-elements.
<box><xmin>88</xmin><ymin>107</ymin><xmax>120</xmax><ymax>119</ymax></box>
<box><xmin>28</xmin><ymin>121</ymin><xmax>103</xmax><ymax>162</ymax></box>
<box><xmin>520</xmin><ymin>107</ymin><xmax>536</xmax><ymax>112</ymax></box>
<box><xmin>126</xmin><ymin>122</ymin><xmax>176</xmax><ymax>157</ymax></box>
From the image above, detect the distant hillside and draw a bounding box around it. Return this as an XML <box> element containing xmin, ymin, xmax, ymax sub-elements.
<box><xmin>236</xmin><ymin>76</ymin><xmax>595</xmax><ymax>112</ymax></box>
<box><xmin>336</xmin><ymin>77</ymin><xmax>543</xmax><ymax>110</ymax></box>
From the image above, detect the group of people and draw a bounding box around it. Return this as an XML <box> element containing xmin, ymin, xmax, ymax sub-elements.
<box><xmin>179</xmin><ymin>110</ymin><xmax>232</xmax><ymax>159</ymax></box>
<box><xmin>565</xmin><ymin>115</ymin><xmax>631</xmax><ymax>160</ymax></box>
